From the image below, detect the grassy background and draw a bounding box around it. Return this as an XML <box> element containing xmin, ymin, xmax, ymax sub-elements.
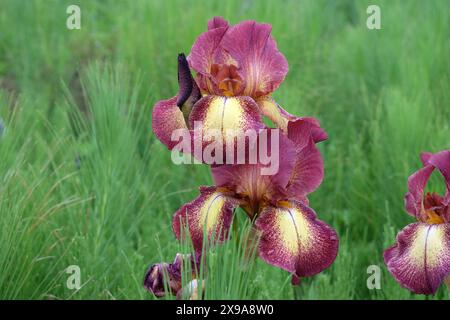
<box><xmin>0</xmin><ymin>0</ymin><xmax>449</xmax><ymax>299</ymax></box>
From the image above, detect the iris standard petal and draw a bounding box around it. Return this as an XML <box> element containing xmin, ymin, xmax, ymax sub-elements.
<box><xmin>255</xmin><ymin>201</ymin><xmax>339</xmax><ymax>278</ymax></box>
<box><xmin>384</xmin><ymin>222</ymin><xmax>450</xmax><ymax>295</ymax></box>
<box><xmin>285</xmin><ymin>118</ymin><xmax>326</xmax><ymax>199</ymax></box>
<box><xmin>404</xmin><ymin>164</ymin><xmax>435</xmax><ymax>218</ymax></box>
<box><xmin>188</xmin><ymin>19</ymin><xmax>229</xmax><ymax>95</ymax></box>
<box><xmin>287</xmin><ymin>117</ymin><xmax>328</xmax><ymax>145</ymax></box>
<box><xmin>211</xmin><ymin>129</ymin><xmax>297</xmax><ymax>214</ymax></box>
<box><xmin>188</xmin><ymin>18</ymin><xmax>288</xmax><ymax>98</ymax></box>
<box><xmin>172</xmin><ymin>186</ymin><xmax>240</xmax><ymax>252</ymax></box>
<box><xmin>218</xmin><ymin>20</ymin><xmax>288</xmax><ymax>98</ymax></box>
<box><xmin>207</xmin><ymin>16</ymin><xmax>229</xmax><ymax>30</ymax></box>
<box><xmin>189</xmin><ymin>16</ymin><xmax>229</xmax><ymax>74</ymax></box>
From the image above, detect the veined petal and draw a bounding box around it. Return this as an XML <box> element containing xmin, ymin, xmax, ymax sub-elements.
<box><xmin>285</xmin><ymin>118</ymin><xmax>327</xmax><ymax>199</ymax></box>
<box><xmin>172</xmin><ymin>186</ymin><xmax>240</xmax><ymax>252</ymax></box>
<box><xmin>287</xmin><ymin>139</ymin><xmax>324</xmax><ymax>200</ymax></box>
<box><xmin>384</xmin><ymin>222</ymin><xmax>450</xmax><ymax>295</ymax></box>
<box><xmin>188</xmin><ymin>18</ymin><xmax>287</xmax><ymax>98</ymax></box>
<box><xmin>287</xmin><ymin>117</ymin><xmax>328</xmax><ymax>145</ymax></box>
<box><xmin>255</xmin><ymin>96</ymin><xmax>296</xmax><ymax>131</ymax></box>
<box><xmin>211</xmin><ymin>129</ymin><xmax>297</xmax><ymax>214</ymax></box>
<box><xmin>188</xmin><ymin>20</ymin><xmax>229</xmax><ymax>95</ymax></box>
<box><xmin>189</xmin><ymin>17</ymin><xmax>229</xmax><ymax>74</ymax></box>
<box><xmin>255</xmin><ymin>201</ymin><xmax>339</xmax><ymax>277</ymax></box>
<box><xmin>404</xmin><ymin>164</ymin><xmax>435</xmax><ymax>217</ymax></box>
<box><xmin>152</xmin><ymin>96</ymin><xmax>189</xmax><ymax>150</ymax></box>
<box><xmin>219</xmin><ymin>20</ymin><xmax>288</xmax><ymax>98</ymax></box>
<box><xmin>207</xmin><ymin>16</ymin><xmax>229</xmax><ymax>30</ymax></box>
<box><xmin>189</xmin><ymin>96</ymin><xmax>264</xmax><ymax>157</ymax></box>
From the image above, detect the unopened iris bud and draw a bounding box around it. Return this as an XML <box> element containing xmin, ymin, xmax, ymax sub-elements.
<box><xmin>143</xmin><ymin>262</ymin><xmax>171</xmax><ymax>297</ymax></box>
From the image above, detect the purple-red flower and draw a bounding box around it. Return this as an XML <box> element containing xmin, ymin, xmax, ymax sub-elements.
<box><xmin>188</xmin><ymin>16</ymin><xmax>287</xmax><ymax>100</ymax></box>
<box><xmin>144</xmin><ymin>253</ymin><xmax>200</xmax><ymax>298</ymax></box>
<box><xmin>152</xmin><ymin>17</ymin><xmax>301</xmax><ymax>155</ymax></box>
<box><xmin>146</xmin><ymin>16</ymin><xmax>339</xmax><ymax>299</ymax></box>
<box><xmin>172</xmin><ymin>119</ymin><xmax>338</xmax><ymax>282</ymax></box>
<box><xmin>384</xmin><ymin>150</ymin><xmax>450</xmax><ymax>295</ymax></box>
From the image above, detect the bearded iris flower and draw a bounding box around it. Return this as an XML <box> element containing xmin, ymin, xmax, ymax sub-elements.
<box><xmin>384</xmin><ymin>150</ymin><xmax>450</xmax><ymax>295</ymax></box>
<box><xmin>144</xmin><ymin>124</ymin><xmax>338</xmax><ymax>298</ymax></box>
<box><xmin>152</xmin><ymin>17</ymin><xmax>302</xmax><ymax>155</ymax></box>
<box><xmin>144</xmin><ymin>119</ymin><xmax>338</xmax><ymax>298</ymax></box>
<box><xmin>145</xmin><ymin>16</ymin><xmax>339</xmax><ymax>299</ymax></box>
<box><xmin>152</xmin><ymin>52</ymin><xmax>264</xmax><ymax>153</ymax></box>
<box><xmin>188</xmin><ymin>17</ymin><xmax>296</xmax><ymax>131</ymax></box>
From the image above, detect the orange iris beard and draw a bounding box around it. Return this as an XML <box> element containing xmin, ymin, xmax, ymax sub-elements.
<box><xmin>211</xmin><ymin>63</ymin><xmax>244</xmax><ymax>97</ymax></box>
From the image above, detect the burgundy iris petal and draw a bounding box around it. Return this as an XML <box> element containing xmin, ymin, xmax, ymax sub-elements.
<box><xmin>384</xmin><ymin>222</ymin><xmax>450</xmax><ymax>295</ymax></box>
<box><xmin>255</xmin><ymin>201</ymin><xmax>339</xmax><ymax>278</ymax></box>
<box><xmin>188</xmin><ymin>17</ymin><xmax>288</xmax><ymax>99</ymax></box>
<box><xmin>385</xmin><ymin>150</ymin><xmax>450</xmax><ymax>295</ymax></box>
